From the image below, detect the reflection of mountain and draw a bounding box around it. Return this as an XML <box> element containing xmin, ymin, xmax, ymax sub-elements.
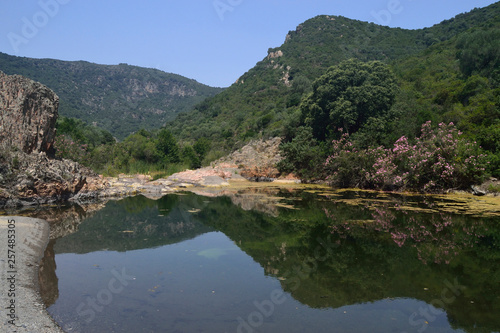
<box><xmin>52</xmin><ymin>194</ymin><xmax>213</xmax><ymax>254</ymax></box>
<box><xmin>39</xmin><ymin>191</ymin><xmax>500</xmax><ymax>333</ymax></box>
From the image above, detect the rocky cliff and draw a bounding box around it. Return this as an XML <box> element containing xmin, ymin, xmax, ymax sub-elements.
<box><xmin>0</xmin><ymin>71</ymin><xmax>107</xmax><ymax>208</ymax></box>
<box><xmin>0</xmin><ymin>71</ymin><xmax>58</xmax><ymax>154</ymax></box>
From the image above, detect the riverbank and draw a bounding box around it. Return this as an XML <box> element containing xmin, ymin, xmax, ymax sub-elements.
<box><xmin>0</xmin><ymin>216</ymin><xmax>63</xmax><ymax>333</ymax></box>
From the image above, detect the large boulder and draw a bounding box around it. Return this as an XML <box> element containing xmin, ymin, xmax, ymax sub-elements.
<box><xmin>0</xmin><ymin>71</ymin><xmax>108</xmax><ymax>208</ymax></box>
<box><xmin>213</xmin><ymin>137</ymin><xmax>283</xmax><ymax>180</ymax></box>
<box><xmin>0</xmin><ymin>70</ymin><xmax>58</xmax><ymax>154</ymax></box>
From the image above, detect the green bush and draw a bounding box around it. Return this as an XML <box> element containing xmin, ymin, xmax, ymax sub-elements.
<box><xmin>277</xmin><ymin>126</ymin><xmax>326</xmax><ymax>180</ymax></box>
<box><xmin>324</xmin><ymin>121</ymin><xmax>489</xmax><ymax>192</ymax></box>
<box><xmin>182</xmin><ymin>146</ymin><xmax>201</xmax><ymax>169</ymax></box>
<box><xmin>156</xmin><ymin>128</ymin><xmax>180</xmax><ymax>164</ymax></box>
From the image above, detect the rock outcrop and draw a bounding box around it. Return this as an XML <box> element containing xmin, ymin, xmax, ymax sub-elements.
<box><xmin>0</xmin><ymin>71</ymin><xmax>58</xmax><ymax>154</ymax></box>
<box><xmin>0</xmin><ymin>152</ymin><xmax>108</xmax><ymax>206</ymax></box>
<box><xmin>212</xmin><ymin>137</ymin><xmax>284</xmax><ymax>181</ymax></box>
<box><xmin>0</xmin><ymin>71</ymin><xmax>108</xmax><ymax>208</ymax></box>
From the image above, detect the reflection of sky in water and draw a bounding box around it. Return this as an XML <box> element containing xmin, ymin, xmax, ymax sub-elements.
<box><xmin>49</xmin><ymin>231</ymin><xmax>465</xmax><ymax>333</ymax></box>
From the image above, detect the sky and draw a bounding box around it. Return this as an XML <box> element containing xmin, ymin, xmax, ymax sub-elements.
<box><xmin>0</xmin><ymin>0</ymin><xmax>497</xmax><ymax>87</ymax></box>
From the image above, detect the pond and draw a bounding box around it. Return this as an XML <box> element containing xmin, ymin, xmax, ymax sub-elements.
<box><xmin>39</xmin><ymin>188</ymin><xmax>500</xmax><ymax>333</ymax></box>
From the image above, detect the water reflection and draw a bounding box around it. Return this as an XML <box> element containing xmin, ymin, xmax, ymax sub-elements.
<box><xmin>38</xmin><ymin>190</ymin><xmax>500</xmax><ymax>332</ymax></box>
<box><xmin>39</xmin><ymin>240</ymin><xmax>58</xmax><ymax>307</ymax></box>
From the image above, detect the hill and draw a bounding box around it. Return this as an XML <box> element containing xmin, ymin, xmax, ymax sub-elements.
<box><xmin>165</xmin><ymin>2</ymin><xmax>499</xmax><ymax>152</ymax></box>
<box><xmin>8</xmin><ymin>2</ymin><xmax>496</xmax><ymax>188</ymax></box>
<box><xmin>0</xmin><ymin>53</ymin><xmax>224</xmax><ymax>139</ymax></box>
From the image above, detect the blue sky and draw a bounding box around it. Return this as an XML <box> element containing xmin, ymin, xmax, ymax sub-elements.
<box><xmin>0</xmin><ymin>0</ymin><xmax>497</xmax><ymax>87</ymax></box>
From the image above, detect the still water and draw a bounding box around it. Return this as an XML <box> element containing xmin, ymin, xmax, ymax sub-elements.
<box><xmin>40</xmin><ymin>188</ymin><xmax>500</xmax><ymax>332</ymax></box>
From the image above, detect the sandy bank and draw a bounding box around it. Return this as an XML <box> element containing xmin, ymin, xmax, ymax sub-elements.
<box><xmin>0</xmin><ymin>216</ymin><xmax>63</xmax><ymax>333</ymax></box>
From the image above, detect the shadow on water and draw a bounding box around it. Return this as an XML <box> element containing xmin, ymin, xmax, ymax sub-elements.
<box><xmin>35</xmin><ymin>189</ymin><xmax>500</xmax><ymax>332</ymax></box>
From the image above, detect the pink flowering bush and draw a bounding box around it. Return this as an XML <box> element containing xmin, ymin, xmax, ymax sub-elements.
<box><xmin>324</xmin><ymin>130</ymin><xmax>379</xmax><ymax>188</ymax></box>
<box><xmin>326</xmin><ymin>204</ymin><xmax>487</xmax><ymax>265</ymax></box>
<box><xmin>325</xmin><ymin>121</ymin><xmax>488</xmax><ymax>192</ymax></box>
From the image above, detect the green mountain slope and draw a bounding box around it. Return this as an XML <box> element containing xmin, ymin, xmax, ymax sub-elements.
<box><xmin>166</xmin><ymin>2</ymin><xmax>499</xmax><ymax>151</ymax></box>
<box><xmin>0</xmin><ymin>53</ymin><xmax>224</xmax><ymax>139</ymax></box>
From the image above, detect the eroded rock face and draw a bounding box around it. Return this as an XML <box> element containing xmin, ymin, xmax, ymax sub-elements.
<box><xmin>0</xmin><ymin>149</ymin><xmax>109</xmax><ymax>208</ymax></box>
<box><xmin>213</xmin><ymin>137</ymin><xmax>283</xmax><ymax>180</ymax></box>
<box><xmin>0</xmin><ymin>71</ymin><xmax>108</xmax><ymax>208</ymax></box>
<box><xmin>16</xmin><ymin>152</ymin><xmax>106</xmax><ymax>199</ymax></box>
<box><xmin>0</xmin><ymin>70</ymin><xmax>58</xmax><ymax>154</ymax></box>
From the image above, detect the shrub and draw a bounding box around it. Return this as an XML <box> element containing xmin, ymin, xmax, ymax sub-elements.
<box><xmin>391</xmin><ymin>121</ymin><xmax>488</xmax><ymax>190</ymax></box>
<box><xmin>325</xmin><ymin>121</ymin><xmax>489</xmax><ymax>192</ymax></box>
<box><xmin>488</xmin><ymin>183</ymin><xmax>500</xmax><ymax>193</ymax></box>
<box><xmin>182</xmin><ymin>145</ymin><xmax>201</xmax><ymax>169</ymax></box>
<box><xmin>156</xmin><ymin>129</ymin><xmax>180</xmax><ymax>164</ymax></box>
<box><xmin>277</xmin><ymin>126</ymin><xmax>327</xmax><ymax>180</ymax></box>
<box><xmin>54</xmin><ymin>135</ymin><xmax>91</xmax><ymax>166</ymax></box>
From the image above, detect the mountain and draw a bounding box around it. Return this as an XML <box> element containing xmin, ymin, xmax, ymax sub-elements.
<box><xmin>0</xmin><ymin>53</ymin><xmax>224</xmax><ymax>139</ymax></box>
<box><xmin>165</xmin><ymin>2</ymin><xmax>499</xmax><ymax>151</ymax></box>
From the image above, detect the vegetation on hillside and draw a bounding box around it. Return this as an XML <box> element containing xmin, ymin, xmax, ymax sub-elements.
<box><xmin>165</xmin><ymin>3</ymin><xmax>499</xmax><ymax>150</ymax></box>
<box><xmin>0</xmin><ymin>53</ymin><xmax>224</xmax><ymax>139</ymax></box>
<box><xmin>278</xmin><ymin>33</ymin><xmax>498</xmax><ymax>190</ymax></box>
<box><xmin>49</xmin><ymin>2</ymin><xmax>499</xmax><ymax>191</ymax></box>
<box><xmin>54</xmin><ymin>117</ymin><xmax>212</xmax><ymax>177</ymax></box>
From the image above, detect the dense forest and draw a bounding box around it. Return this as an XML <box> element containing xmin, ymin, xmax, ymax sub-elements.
<box><xmin>35</xmin><ymin>3</ymin><xmax>500</xmax><ymax>191</ymax></box>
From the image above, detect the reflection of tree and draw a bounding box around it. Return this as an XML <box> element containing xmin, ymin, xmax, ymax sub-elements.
<box><xmin>120</xmin><ymin>194</ymin><xmax>164</xmax><ymax>214</ymax></box>
<box><xmin>326</xmin><ymin>203</ymin><xmax>489</xmax><ymax>265</ymax></box>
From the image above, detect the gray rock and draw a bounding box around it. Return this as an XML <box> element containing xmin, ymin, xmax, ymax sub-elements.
<box><xmin>471</xmin><ymin>185</ymin><xmax>486</xmax><ymax>196</ymax></box>
<box><xmin>0</xmin><ymin>72</ymin><xmax>108</xmax><ymax>208</ymax></box>
<box><xmin>0</xmin><ymin>71</ymin><xmax>58</xmax><ymax>154</ymax></box>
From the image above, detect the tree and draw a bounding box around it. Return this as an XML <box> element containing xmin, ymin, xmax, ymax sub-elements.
<box><xmin>277</xmin><ymin>126</ymin><xmax>326</xmax><ymax>180</ymax></box>
<box><xmin>300</xmin><ymin>59</ymin><xmax>398</xmax><ymax>141</ymax></box>
<box><xmin>193</xmin><ymin>137</ymin><xmax>211</xmax><ymax>163</ymax></box>
<box><xmin>156</xmin><ymin>129</ymin><xmax>180</xmax><ymax>164</ymax></box>
<box><xmin>56</xmin><ymin>116</ymin><xmax>115</xmax><ymax>148</ymax></box>
<box><xmin>123</xmin><ymin>133</ymin><xmax>159</xmax><ymax>163</ymax></box>
<box><xmin>182</xmin><ymin>145</ymin><xmax>201</xmax><ymax>169</ymax></box>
